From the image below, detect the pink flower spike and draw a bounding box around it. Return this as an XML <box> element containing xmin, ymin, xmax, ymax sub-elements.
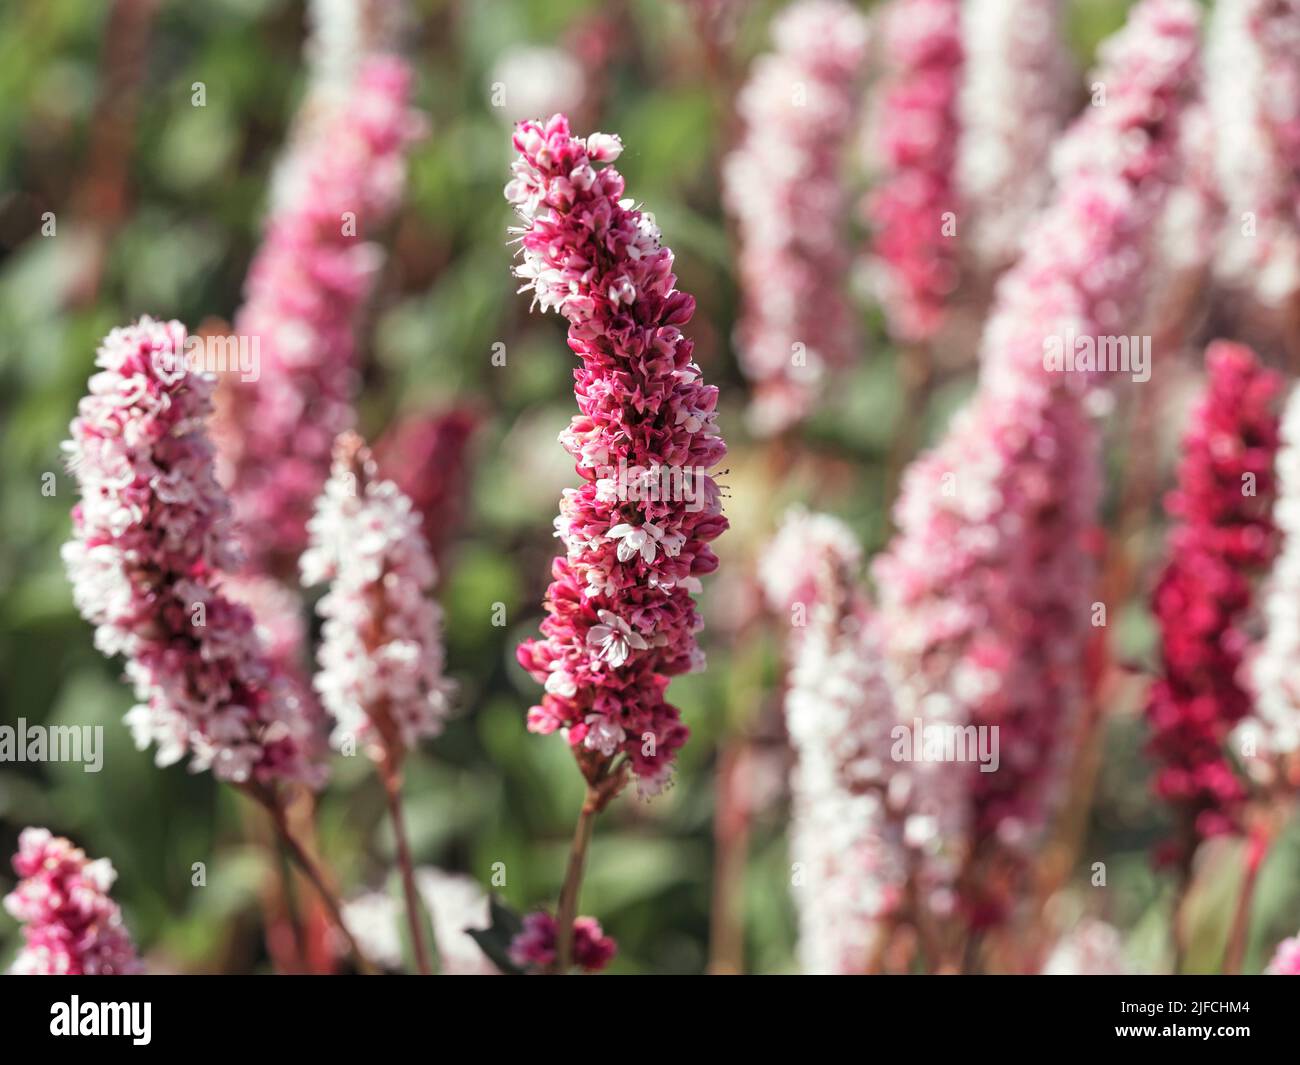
<box><xmin>4</xmin><ymin>828</ymin><xmax>140</xmax><ymax>975</ymax></box>
<box><xmin>1248</xmin><ymin>382</ymin><xmax>1300</xmax><ymax>759</ymax></box>
<box><xmin>62</xmin><ymin>317</ymin><xmax>326</xmax><ymax>787</ymax></box>
<box><xmin>723</xmin><ymin>0</ymin><xmax>870</xmax><ymax>434</ymax></box>
<box><xmin>217</xmin><ymin>55</ymin><xmax>424</xmax><ymax>580</ymax></box>
<box><xmin>760</xmin><ymin>509</ymin><xmax>908</xmax><ymax>974</ymax></box>
<box><xmin>866</xmin><ymin>0</ymin><xmax>963</xmax><ymax>343</ymax></box>
<box><xmin>301</xmin><ymin>432</ymin><xmax>454</xmax><ymax>764</ymax></box>
<box><xmin>506</xmin><ymin>114</ymin><xmax>728</xmax><ymax>795</ymax></box>
<box><xmin>956</xmin><ymin>0</ymin><xmax>1074</xmax><ymax>272</ymax></box>
<box><xmin>873</xmin><ymin>0</ymin><xmax>1202</xmax><ymax>925</ymax></box>
<box><xmin>1147</xmin><ymin>342</ymin><xmax>1282</xmax><ymax>867</ymax></box>
<box><xmin>1207</xmin><ymin>0</ymin><xmax>1300</xmax><ymax>308</ymax></box>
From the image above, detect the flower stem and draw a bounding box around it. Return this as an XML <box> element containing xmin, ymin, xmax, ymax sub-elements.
<box><xmin>248</xmin><ymin>786</ymin><xmax>377</xmax><ymax>974</ymax></box>
<box><xmin>553</xmin><ymin>784</ymin><xmax>600</xmax><ymax>974</ymax></box>
<box><xmin>1171</xmin><ymin>856</ymin><xmax>1194</xmax><ymax>974</ymax></box>
<box><xmin>707</xmin><ymin>741</ymin><xmax>751</xmax><ymax>974</ymax></box>
<box><xmin>380</xmin><ymin>763</ymin><xmax>434</xmax><ymax>975</ymax></box>
<box><xmin>1224</xmin><ymin>826</ymin><xmax>1273</xmax><ymax>974</ymax></box>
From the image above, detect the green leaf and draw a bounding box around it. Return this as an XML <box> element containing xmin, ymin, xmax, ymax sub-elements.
<box><xmin>465</xmin><ymin>895</ymin><xmax>526</xmax><ymax>975</ymax></box>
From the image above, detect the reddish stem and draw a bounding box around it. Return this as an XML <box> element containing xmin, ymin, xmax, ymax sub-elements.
<box><xmin>1223</xmin><ymin>826</ymin><xmax>1273</xmax><ymax>975</ymax></box>
<box><xmin>553</xmin><ymin>785</ymin><xmax>600</xmax><ymax>974</ymax></box>
<box><xmin>708</xmin><ymin>742</ymin><xmax>751</xmax><ymax>974</ymax></box>
<box><xmin>381</xmin><ymin>761</ymin><xmax>434</xmax><ymax>975</ymax></box>
<box><xmin>244</xmin><ymin>784</ymin><xmax>377</xmax><ymax>974</ymax></box>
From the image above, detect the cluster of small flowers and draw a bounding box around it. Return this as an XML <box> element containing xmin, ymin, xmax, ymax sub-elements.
<box><xmin>760</xmin><ymin>509</ymin><xmax>909</xmax><ymax>974</ymax></box>
<box><xmin>866</xmin><ymin>0</ymin><xmax>963</xmax><ymax>343</ymax></box>
<box><xmin>956</xmin><ymin>0</ymin><xmax>1073</xmax><ymax>271</ymax></box>
<box><xmin>505</xmin><ymin>115</ymin><xmax>728</xmax><ymax>793</ymax></box>
<box><xmin>1207</xmin><ymin>0</ymin><xmax>1300</xmax><ymax>307</ymax></box>
<box><xmin>62</xmin><ymin>318</ymin><xmax>323</xmax><ymax>786</ymax></box>
<box><xmin>4</xmin><ymin>828</ymin><xmax>140</xmax><ymax>975</ymax></box>
<box><xmin>1147</xmin><ymin>342</ymin><xmax>1281</xmax><ymax>862</ymax></box>
<box><xmin>1248</xmin><ymin>383</ymin><xmax>1300</xmax><ymax>757</ymax></box>
<box><xmin>223</xmin><ymin>573</ymin><xmax>332</xmax><ymax>774</ymax></box>
<box><xmin>301</xmin><ymin>433</ymin><xmax>453</xmax><ymax>761</ymax></box>
<box><xmin>874</xmin><ymin>0</ymin><xmax>1201</xmax><ymax>920</ymax></box>
<box><xmin>722</xmin><ymin>0</ymin><xmax>869</xmax><ymax>434</ymax></box>
<box><xmin>987</xmin><ymin>0</ymin><xmax>1203</xmax><ymax>392</ymax></box>
<box><xmin>218</xmin><ymin>56</ymin><xmax>423</xmax><ymax>579</ymax></box>
<box><xmin>507</xmin><ymin>911</ymin><xmax>616</xmax><ymax>973</ymax></box>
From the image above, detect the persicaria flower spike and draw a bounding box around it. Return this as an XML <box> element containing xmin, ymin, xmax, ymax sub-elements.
<box><xmin>218</xmin><ymin>55</ymin><xmax>423</xmax><ymax>580</ymax></box>
<box><xmin>61</xmin><ymin>317</ymin><xmax>325</xmax><ymax>786</ymax></box>
<box><xmin>296</xmin><ymin>0</ymin><xmax>408</xmax><ymax>123</ymax></box>
<box><xmin>760</xmin><ymin>509</ymin><xmax>908</xmax><ymax>974</ymax></box>
<box><xmin>722</xmin><ymin>0</ymin><xmax>869</xmax><ymax>434</ymax></box>
<box><xmin>1248</xmin><ymin>382</ymin><xmax>1300</xmax><ymax>757</ymax></box>
<box><xmin>301</xmin><ymin>432</ymin><xmax>454</xmax><ymax>763</ymax></box>
<box><xmin>1147</xmin><ymin>342</ymin><xmax>1282</xmax><ymax>865</ymax></box>
<box><xmin>874</xmin><ymin>0</ymin><xmax>1201</xmax><ymax>922</ymax></box>
<box><xmin>1207</xmin><ymin>0</ymin><xmax>1300</xmax><ymax>308</ymax></box>
<box><xmin>224</xmin><ymin>573</ymin><xmax>333</xmax><ymax>774</ymax></box>
<box><xmin>956</xmin><ymin>0</ymin><xmax>1073</xmax><ymax>271</ymax></box>
<box><xmin>4</xmin><ymin>827</ymin><xmax>140</xmax><ymax>975</ymax></box>
<box><xmin>506</xmin><ymin>114</ymin><xmax>728</xmax><ymax>796</ymax></box>
<box><xmin>866</xmin><ymin>0</ymin><xmax>963</xmax><ymax>343</ymax></box>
